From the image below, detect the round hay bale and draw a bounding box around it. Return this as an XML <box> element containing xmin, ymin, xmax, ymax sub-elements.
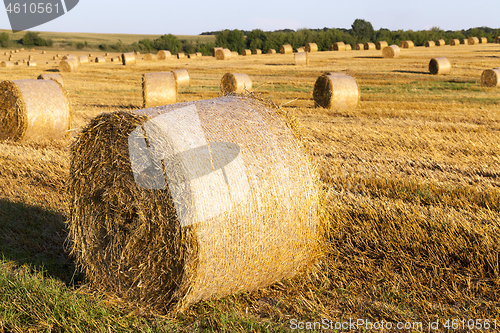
<box><xmin>355</xmin><ymin>43</ymin><xmax>364</xmax><ymax>50</ymax></box>
<box><xmin>67</xmin><ymin>95</ymin><xmax>319</xmax><ymax>312</ymax></box>
<box><xmin>177</xmin><ymin>52</ymin><xmax>186</xmax><ymax>59</ymax></box>
<box><xmin>41</xmin><ymin>51</ymin><xmax>46</xmax><ymax>54</ymax></box>
<box><xmin>462</xmin><ymin>38</ymin><xmax>468</xmax><ymax>44</ymax></box>
<box><xmin>144</xmin><ymin>53</ymin><xmax>157</xmax><ymax>61</ymax></box>
<box><xmin>136</xmin><ymin>52</ymin><xmax>141</xmax><ymax>55</ymax></box>
<box><xmin>382</xmin><ymin>45</ymin><xmax>400</xmax><ymax>58</ymax></box>
<box><xmin>95</xmin><ymin>56</ymin><xmax>106</xmax><ymax>63</ymax></box>
<box><xmin>296</xmin><ymin>47</ymin><xmax>305</xmax><ymax>52</ymax></box>
<box><xmin>268</xmin><ymin>49</ymin><xmax>276</xmax><ymax>54</ymax></box>
<box><xmin>305</xmin><ymin>43</ymin><xmax>318</xmax><ymax>52</ymax></box>
<box><xmin>479</xmin><ymin>37</ymin><xmax>488</xmax><ymax>44</ymax></box>
<box><xmin>157</xmin><ymin>50</ymin><xmax>172</xmax><ymax>60</ymax></box>
<box><xmin>37</xmin><ymin>73</ymin><xmax>64</xmax><ymax>86</ymax></box>
<box><xmin>142</xmin><ymin>72</ymin><xmax>177</xmax><ymax>108</ymax></box>
<box><xmin>345</xmin><ymin>44</ymin><xmax>352</xmax><ymax>51</ymax></box>
<box><xmin>242</xmin><ymin>49</ymin><xmax>252</xmax><ymax>56</ymax></box>
<box><xmin>429</xmin><ymin>57</ymin><xmax>451</xmax><ymax>75</ymax></box>
<box><xmin>376</xmin><ymin>41</ymin><xmax>388</xmax><ymax>50</ymax></box>
<box><xmin>313</xmin><ymin>73</ymin><xmax>359</xmax><ymax>110</ymax></box>
<box><xmin>425</xmin><ymin>41</ymin><xmax>435</xmax><ymax>47</ymax></box>
<box><xmin>401</xmin><ymin>40</ymin><xmax>414</xmax><ymax>48</ymax></box>
<box><xmin>52</xmin><ymin>56</ymin><xmax>58</xmax><ymax>60</ymax></box>
<box><xmin>253</xmin><ymin>49</ymin><xmax>262</xmax><ymax>55</ymax></box>
<box><xmin>62</xmin><ymin>55</ymin><xmax>78</xmax><ymax>61</ymax></box>
<box><xmin>436</xmin><ymin>39</ymin><xmax>446</xmax><ymax>46</ymax></box>
<box><xmin>481</xmin><ymin>68</ymin><xmax>500</xmax><ymax>87</ymax></box>
<box><xmin>495</xmin><ymin>36</ymin><xmax>500</xmax><ymax>43</ymax></box>
<box><xmin>0</xmin><ymin>79</ymin><xmax>71</xmax><ymax>141</ymax></box>
<box><xmin>88</xmin><ymin>53</ymin><xmax>93</xmax><ymax>57</ymax></box>
<box><xmin>230</xmin><ymin>51</ymin><xmax>239</xmax><ymax>57</ymax></box>
<box><xmin>59</xmin><ymin>59</ymin><xmax>79</xmax><ymax>72</ymax></box>
<box><xmin>172</xmin><ymin>69</ymin><xmax>190</xmax><ymax>87</ymax></box>
<box><xmin>215</xmin><ymin>48</ymin><xmax>231</xmax><ymax>60</ymax></box>
<box><xmin>294</xmin><ymin>52</ymin><xmax>309</xmax><ymax>66</ymax></box>
<box><xmin>27</xmin><ymin>60</ymin><xmax>36</xmax><ymax>67</ymax></box>
<box><xmin>450</xmin><ymin>39</ymin><xmax>460</xmax><ymax>46</ymax></box>
<box><xmin>195</xmin><ymin>52</ymin><xmax>202</xmax><ymax>57</ymax></box>
<box><xmin>220</xmin><ymin>73</ymin><xmax>252</xmax><ymax>93</ymax></box>
<box><xmin>468</xmin><ymin>37</ymin><xmax>479</xmax><ymax>45</ymax></box>
<box><xmin>78</xmin><ymin>55</ymin><xmax>89</xmax><ymax>64</ymax></box>
<box><xmin>188</xmin><ymin>53</ymin><xmax>197</xmax><ymax>59</ymax></box>
<box><xmin>280</xmin><ymin>44</ymin><xmax>293</xmax><ymax>54</ymax></box>
<box><xmin>105</xmin><ymin>53</ymin><xmax>109</xmax><ymax>57</ymax></box>
<box><xmin>212</xmin><ymin>47</ymin><xmax>223</xmax><ymax>57</ymax></box>
<box><xmin>0</xmin><ymin>61</ymin><xmax>12</xmax><ymax>68</ymax></box>
<box><xmin>15</xmin><ymin>49</ymin><xmax>19</xmax><ymax>52</ymax></box>
<box><xmin>122</xmin><ymin>52</ymin><xmax>136</xmax><ymax>65</ymax></box>
<box><xmin>364</xmin><ymin>42</ymin><xmax>376</xmax><ymax>50</ymax></box>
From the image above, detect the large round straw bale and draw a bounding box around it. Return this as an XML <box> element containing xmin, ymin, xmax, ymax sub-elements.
<box><xmin>268</xmin><ymin>49</ymin><xmax>276</xmax><ymax>54</ymax></box>
<box><xmin>294</xmin><ymin>52</ymin><xmax>309</xmax><ymax>66</ymax></box>
<box><xmin>242</xmin><ymin>49</ymin><xmax>252</xmax><ymax>56</ymax></box>
<box><xmin>382</xmin><ymin>45</ymin><xmax>400</xmax><ymax>58</ymax></box>
<box><xmin>172</xmin><ymin>69</ymin><xmax>190</xmax><ymax>87</ymax></box>
<box><xmin>305</xmin><ymin>43</ymin><xmax>318</xmax><ymax>52</ymax></box>
<box><xmin>468</xmin><ymin>37</ymin><xmax>479</xmax><ymax>45</ymax></box>
<box><xmin>253</xmin><ymin>49</ymin><xmax>262</xmax><ymax>55</ymax></box>
<box><xmin>78</xmin><ymin>55</ymin><xmax>89</xmax><ymax>64</ymax></box>
<box><xmin>212</xmin><ymin>47</ymin><xmax>223</xmax><ymax>57</ymax></box>
<box><xmin>67</xmin><ymin>95</ymin><xmax>319</xmax><ymax>312</ymax></box>
<box><xmin>95</xmin><ymin>57</ymin><xmax>106</xmax><ymax>63</ymax></box>
<box><xmin>195</xmin><ymin>52</ymin><xmax>202</xmax><ymax>57</ymax></box>
<box><xmin>0</xmin><ymin>79</ymin><xmax>71</xmax><ymax>141</ymax></box>
<box><xmin>280</xmin><ymin>44</ymin><xmax>293</xmax><ymax>54</ymax></box>
<box><xmin>122</xmin><ymin>52</ymin><xmax>136</xmax><ymax>65</ymax></box>
<box><xmin>142</xmin><ymin>72</ymin><xmax>177</xmax><ymax>108</ymax></box>
<box><xmin>436</xmin><ymin>39</ymin><xmax>446</xmax><ymax>46</ymax></box>
<box><xmin>345</xmin><ymin>44</ymin><xmax>352</xmax><ymax>51</ymax></box>
<box><xmin>481</xmin><ymin>68</ymin><xmax>500</xmax><ymax>87</ymax></box>
<box><xmin>331</xmin><ymin>42</ymin><xmax>345</xmax><ymax>51</ymax></box>
<box><xmin>296</xmin><ymin>47</ymin><xmax>305</xmax><ymax>52</ymax></box>
<box><xmin>429</xmin><ymin>57</ymin><xmax>451</xmax><ymax>75</ymax></box>
<box><xmin>157</xmin><ymin>50</ymin><xmax>172</xmax><ymax>60</ymax></box>
<box><xmin>313</xmin><ymin>73</ymin><xmax>359</xmax><ymax>110</ymax></box>
<box><xmin>38</xmin><ymin>73</ymin><xmax>64</xmax><ymax>86</ymax></box>
<box><xmin>215</xmin><ymin>48</ymin><xmax>231</xmax><ymax>60</ymax></box>
<box><xmin>59</xmin><ymin>59</ymin><xmax>79</xmax><ymax>72</ymax></box>
<box><xmin>450</xmin><ymin>39</ymin><xmax>460</xmax><ymax>46</ymax></box>
<box><xmin>364</xmin><ymin>42</ymin><xmax>376</xmax><ymax>50</ymax></box>
<box><xmin>479</xmin><ymin>37</ymin><xmax>488</xmax><ymax>44</ymax></box>
<box><xmin>355</xmin><ymin>43</ymin><xmax>363</xmax><ymax>50</ymax></box>
<box><xmin>0</xmin><ymin>61</ymin><xmax>12</xmax><ymax>68</ymax></box>
<box><xmin>220</xmin><ymin>73</ymin><xmax>252</xmax><ymax>93</ymax></box>
<box><xmin>27</xmin><ymin>60</ymin><xmax>36</xmax><ymax>67</ymax></box>
<box><xmin>425</xmin><ymin>41</ymin><xmax>435</xmax><ymax>47</ymax></box>
<box><xmin>144</xmin><ymin>53</ymin><xmax>157</xmax><ymax>61</ymax></box>
<box><xmin>376</xmin><ymin>41</ymin><xmax>388</xmax><ymax>50</ymax></box>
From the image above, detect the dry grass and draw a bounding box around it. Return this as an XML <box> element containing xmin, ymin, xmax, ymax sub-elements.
<box><xmin>0</xmin><ymin>42</ymin><xmax>499</xmax><ymax>330</ymax></box>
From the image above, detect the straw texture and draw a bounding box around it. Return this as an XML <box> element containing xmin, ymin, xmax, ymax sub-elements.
<box><xmin>67</xmin><ymin>95</ymin><xmax>320</xmax><ymax>313</ymax></box>
<box><xmin>331</xmin><ymin>42</ymin><xmax>345</xmax><ymax>51</ymax></box>
<box><xmin>212</xmin><ymin>47</ymin><xmax>223</xmax><ymax>57</ymax></box>
<box><xmin>479</xmin><ymin>37</ymin><xmax>488</xmax><ymax>44</ymax></box>
<box><xmin>425</xmin><ymin>41</ymin><xmax>436</xmax><ymax>47</ymax></box>
<box><xmin>220</xmin><ymin>73</ymin><xmax>252</xmax><ymax>93</ymax></box>
<box><xmin>364</xmin><ymin>42</ymin><xmax>376</xmax><ymax>50</ymax></box>
<box><xmin>78</xmin><ymin>55</ymin><xmax>89</xmax><ymax>64</ymax></box>
<box><xmin>177</xmin><ymin>53</ymin><xmax>186</xmax><ymax>59</ymax></box>
<box><xmin>382</xmin><ymin>45</ymin><xmax>400</xmax><ymax>58</ymax></box>
<box><xmin>376</xmin><ymin>41</ymin><xmax>388</xmax><ymax>50</ymax></box>
<box><xmin>294</xmin><ymin>52</ymin><xmax>309</xmax><ymax>66</ymax></box>
<box><xmin>268</xmin><ymin>49</ymin><xmax>276</xmax><ymax>54</ymax></box>
<box><xmin>0</xmin><ymin>79</ymin><xmax>71</xmax><ymax>141</ymax></box>
<box><xmin>355</xmin><ymin>43</ymin><xmax>364</xmax><ymax>50</ymax></box>
<box><xmin>313</xmin><ymin>73</ymin><xmax>359</xmax><ymax>111</ymax></box>
<box><xmin>468</xmin><ymin>37</ymin><xmax>479</xmax><ymax>45</ymax></box>
<box><xmin>280</xmin><ymin>44</ymin><xmax>293</xmax><ymax>54</ymax></box>
<box><xmin>400</xmin><ymin>40</ymin><xmax>414</xmax><ymax>48</ymax></box>
<box><xmin>0</xmin><ymin>61</ymin><xmax>12</xmax><ymax>68</ymax></box>
<box><xmin>481</xmin><ymin>69</ymin><xmax>500</xmax><ymax>87</ymax></box>
<box><xmin>242</xmin><ymin>49</ymin><xmax>252</xmax><ymax>56</ymax></box>
<box><xmin>38</xmin><ymin>73</ymin><xmax>64</xmax><ymax>86</ymax></box>
<box><xmin>450</xmin><ymin>39</ymin><xmax>460</xmax><ymax>46</ymax></box>
<box><xmin>305</xmin><ymin>43</ymin><xmax>318</xmax><ymax>52</ymax></box>
<box><xmin>142</xmin><ymin>72</ymin><xmax>177</xmax><ymax>108</ymax></box>
<box><xmin>27</xmin><ymin>60</ymin><xmax>36</xmax><ymax>67</ymax></box>
<box><xmin>144</xmin><ymin>53</ymin><xmax>157</xmax><ymax>61</ymax></box>
<box><xmin>429</xmin><ymin>57</ymin><xmax>451</xmax><ymax>75</ymax></box>
<box><xmin>436</xmin><ymin>39</ymin><xmax>446</xmax><ymax>46</ymax></box>
<box><xmin>215</xmin><ymin>49</ymin><xmax>231</xmax><ymax>60</ymax></box>
<box><xmin>173</xmin><ymin>69</ymin><xmax>190</xmax><ymax>87</ymax></box>
<box><xmin>157</xmin><ymin>50</ymin><xmax>172</xmax><ymax>60</ymax></box>
<box><xmin>345</xmin><ymin>44</ymin><xmax>352</xmax><ymax>51</ymax></box>
<box><xmin>95</xmin><ymin>57</ymin><xmax>106</xmax><ymax>63</ymax></box>
<box><xmin>253</xmin><ymin>49</ymin><xmax>262</xmax><ymax>55</ymax></box>
<box><xmin>59</xmin><ymin>59</ymin><xmax>79</xmax><ymax>72</ymax></box>
<box><xmin>122</xmin><ymin>52</ymin><xmax>136</xmax><ymax>65</ymax></box>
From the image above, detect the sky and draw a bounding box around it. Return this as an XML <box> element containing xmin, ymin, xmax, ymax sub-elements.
<box><xmin>0</xmin><ymin>0</ymin><xmax>499</xmax><ymax>35</ymax></box>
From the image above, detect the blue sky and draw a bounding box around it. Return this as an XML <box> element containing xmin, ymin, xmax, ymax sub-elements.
<box><xmin>0</xmin><ymin>0</ymin><xmax>499</xmax><ymax>35</ymax></box>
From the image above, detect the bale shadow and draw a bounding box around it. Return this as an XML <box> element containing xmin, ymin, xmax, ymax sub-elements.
<box><xmin>354</xmin><ymin>56</ymin><xmax>383</xmax><ymax>59</ymax></box>
<box><xmin>265</xmin><ymin>63</ymin><xmax>294</xmax><ymax>66</ymax></box>
<box><xmin>393</xmin><ymin>70</ymin><xmax>429</xmax><ymax>75</ymax></box>
<box><xmin>0</xmin><ymin>198</ymin><xmax>82</xmax><ymax>285</ymax></box>
<box><xmin>46</xmin><ymin>68</ymin><xmax>59</xmax><ymax>72</ymax></box>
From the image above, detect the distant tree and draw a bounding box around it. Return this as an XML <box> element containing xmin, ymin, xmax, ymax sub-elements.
<box><xmin>351</xmin><ymin>19</ymin><xmax>374</xmax><ymax>42</ymax></box>
<box><xmin>153</xmin><ymin>34</ymin><xmax>181</xmax><ymax>53</ymax></box>
<box><xmin>0</xmin><ymin>32</ymin><xmax>10</xmax><ymax>48</ymax></box>
<box><xmin>215</xmin><ymin>29</ymin><xmax>245</xmax><ymax>53</ymax></box>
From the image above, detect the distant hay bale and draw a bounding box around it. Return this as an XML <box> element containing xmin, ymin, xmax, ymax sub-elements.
<box><xmin>382</xmin><ymin>45</ymin><xmax>400</xmax><ymax>58</ymax></box>
<box><xmin>30</xmin><ymin>48</ymin><xmax>34</xmax><ymax>52</ymax></box>
<box><xmin>157</xmin><ymin>50</ymin><xmax>172</xmax><ymax>60</ymax></box>
<box><xmin>268</xmin><ymin>49</ymin><xmax>276</xmax><ymax>54</ymax></box>
<box><xmin>313</xmin><ymin>73</ymin><xmax>359</xmax><ymax>111</ymax></box>
<box><xmin>122</xmin><ymin>52</ymin><xmax>136</xmax><ymax>65</ymax></box>
<box><xmin>425</xmin><ymin>41</ymin><xmax>435</xmax><ymax>47</ymax></box>
<box><xmin>172</xmin><ymin>69</ymin><xmax>190</xmax><ymax>87</ymax></box>
<box><xmin>436</xmin><ymin>39</ymin><xmax>446</xmax><ymax>46</ymax></box>
<box><xmin>188</xmin><ymin>53</ymin><xmax>197</xmax><ymax>59</ymax></box>
<box><xmin>212</xmin><ymin>47</ymin><xmax>223</xmax><ymax>57</ymax></box>
<box><xmin>59</xmin><ymin>59</ymin><xmax>79</xmax><ymax>72</ymax></box>
<box><xmin>38</xmin><ymin>73</ymin><xmax>64</xmax><ymax>86</ymax></box>
<box><xmin>220</xmin><ymin>73</ymin><xmax>252</xmax><ymax>93</ymax></box>
<box><xmin>136</xmin><ymin>52</ymin><xmax>141</xmax><ymax>55</ymax></box>
<box><xmin>296</xmin><ymin>47</ymin><xmax>305</xmax><ymax>52</ymax></box>
<box><xmin>462</xmin><ymin>38</ymin><xmax>468</xmax><ymax>44</ymax></box>
<box><xmin>481</xmin><ymin>68</ymin><xmax>500</xmax><ymax>87</ymax></box>
<box><xmin>345</xmin><ymin>44</ymin><xmax>352</xmax><ymax>51</ymax></box>
<box><xmin>41</xmin><ymin>51</ymin><xmax>46</xmax><ymax>54</ymax></box>
<box><xmin>331</xmin><ymin>42</ymin><xmax>345</xmax><ymax>51</ymax></box>
<box><xmin>364</xmin><ymin>42</ymin><xmax>376</xmax><ymax>50</ymax></box>
<box><xmin>294</xmin><ymin>52</ymin><xmax>309</xmax><ymax>66</ymax></box>
<box><xmin>253</xmin><ymin>49</ymin><xmax>262</xmax><ymax>55</ymax></box>
<box><xmin>62</xmin><ymin>55</ymin><xmax>78</xmax><ymax>61</ymax></box>
<box><xmin>242</xmin><ymin>49</ymin><xmax>252</xmax><ymax>56</ymax></box>
<box><xmin>479</xmin><ymin>37</ymin><xmax>488</xmax><ymax>43</ymax></box>
<box><xmin>88</xmin><ymin>53</ymin><xmax>93</xmax><ymax>57</ymax></box>
<box><xmin>215</xmin><ymin>48</ymin><xmax>231</xmax><ymax>60</ymax></box>
<box><xmin>196</xmin><ymin>52</ymin><xmax>202</xmax><ymax>57</ymax></box>
<box><xmin>78</xmin><ymin>55</ymin><xmax>89</xmax><ymax>64</ymax></box>
<box><xmin>0</xmin><ymin>79</ymin><xmax>71</xmax><ymax>141</ymax></box>
<box><xmin>496</xmin><ymin>36</ymin><xmax>500</xmax><ymax>43</ymax></box>
<box><xmin>231</xmin><ymin>51</ymin><xmax>239</xmax><ymax>57</ymax></box>
<box><xmin>376</xmin><ymin>41</ymin><xmax>388</xmax><ymax>50</ymax></box>
<box><xmin>67</xmin><ymin>95</ymin><xmax>319</xmax><ymax>313</ymax></box>
<box><xmin>280</xmin><ymin>44</ymin><xmax>293</xmax><ymax>54</ymax></box>
<box><xmin>144</xmin><ymin>53</ymin><xmax>157</xmax><ymax>61</ymax></box>
<box><xmin>0</xmin><ymin>61</ymin><xmax>12</xmax><ymax>68</ymax></box>
<box><xmin>142</xmin><ymin>72</ymin><xmax>177</xmax><ymax>108</ymax></box>
<box><xmin>105</xmin><ymin>53</ymin><xmax>109</xmax><ymax>57</ymax></box>
<box><xmin>401</xmin><ymin>40</ymin><xmax>414</xmax><ymax>48</ymax></box>
<box><xmin>429</xmin><ymin>57</ymin><xmax>451</xmax><ymax>75</ymax></box>
<box><xmin>177</xmin><ymin>52</ymin><xmax>186</xmax><ymax>59</ymax></box>
<box><xmin>27</xmin><ymin>60</ymin><xmax>36</xmax><ymax>67</ymax></box>
<box><xmin>95</xmin><ymin>57</ymin><xmax>106</xmax><ymax>63</ymax></box>
<box><xmin>355</xmin><ymin>43</ymin><xmax>364</xmax><ymax>50</ymax></box>
<box><xmin>450</xmin><ymin>39</ymin><xmax>460</xmax><ymax>46</ymax></box>
<box><xmin>305</xmin><ymin>43</ymin><xmax>318</xmax><ymax>52</ymax></box>
<box><xmin>468</xmin><ymin>37</ymin><xmax>479</xmax><ymax>45</ymax></box>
